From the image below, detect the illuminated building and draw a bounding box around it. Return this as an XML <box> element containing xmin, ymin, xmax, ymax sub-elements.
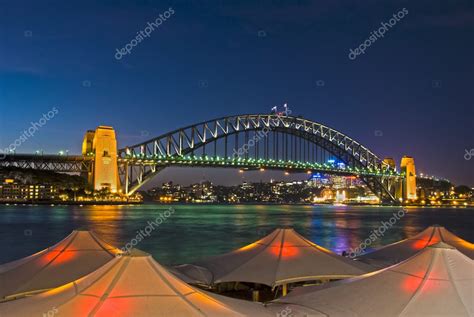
<box><xmin>331</xmin><ymin>176</ymin><xmax>347</xmax><ymax>189</ymax></box>
<box><xmin>308</xmin><ymin>173</ymin><xmax>329</xmax><ymax>187</ymax></box>
<box><xmin>335</xmin><ymin>190</ymin><xmax>346</xmax><ymax>202</ymax></box>
<box><xmin>320</xmin><ymin>188</ymin><xmax>334</xmax><ymax>200</ymax></box>
<box><xmin>0</xmin><ymin>179</ymin><xmax>57</xmax><ymax>201</ymax></box>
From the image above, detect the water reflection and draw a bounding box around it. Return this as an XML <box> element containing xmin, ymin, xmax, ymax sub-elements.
<box><xmin>0</xmin><ymin>204</ymin><xmax>472</xmax><ymax>265</ymax></box>
<box><xmin>81</xmin><ymin>205</ymin><xmax>127</xmax><ymax>245</ymax></box>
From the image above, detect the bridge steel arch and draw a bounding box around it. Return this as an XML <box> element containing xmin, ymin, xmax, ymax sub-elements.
<box><xmin>118</xmin><ymin>114</ymin><xmax>398</xmax><ymax>203</ymax></box>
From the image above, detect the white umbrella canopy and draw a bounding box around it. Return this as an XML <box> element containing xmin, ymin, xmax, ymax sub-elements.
<box><xmin>0</xmin><ymin>229</ymin><xmax>122</xmax><ymax>301</ymax></box>
<box><xmin>0</xmin><ymin>249</ymin><xmax>273</xmax><ymax>317</ymax></box>
<box><xmin>268</xmin><ymin>242</ymin><xmax>474</xmax><ymax>317</ymax></box>
<box><xmin>356</xmin><ymin>225</ymin><xmax>474</xmax><ymax>268</ymax></box>
<box><xmin>174</xmin><ymin>228</ymin><xmax>370</xmax><ymax>287</ymax></box>
<box><xmin>169</xmin><ymin>263</ymin><xmax>214</xmax><ymax>285</ymax></box>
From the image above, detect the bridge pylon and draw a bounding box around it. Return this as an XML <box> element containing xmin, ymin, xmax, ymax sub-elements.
<box><xmin>400</xmin><ymin>156</ymin><xmax>417</xmax><ymax>201</ymax></box>
<box><xmin>82</xmin><ymin>126</ymin><xmax>120</xmax><ymax>193</ymax></box>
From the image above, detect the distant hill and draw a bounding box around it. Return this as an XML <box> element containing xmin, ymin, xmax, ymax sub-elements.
<box><xmin>0</xmin><ymin>167</ymin><xmax>86</xmax><ymax>188</ymax></box>
<box><xmin>137</xmin><ymin>190</ymin><xmax>154</xmax><ymax>202</ymax></box>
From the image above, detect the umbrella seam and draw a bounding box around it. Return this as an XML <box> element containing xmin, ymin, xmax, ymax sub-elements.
<box><xmin>441</xmin><ymin>250</ymin><xmax>471</xmax><ymax>316</ymax></box>
<box><xmin>272</xmin><ymin>230</ymin><xmax>286</xmax><ymax>288</ymax></box>
<box><xmin>49</xmin><ymin>257</ymin><xmax>124</xmax><ymax>311</ymax></box>
<box><xmin>9</xmin><ymin>231</ymin><xmax>79</xmax><ymax>296</ymax></box>
<box><xmin>356</xmin><ymin>225</ymin><xmax>432</xmax><ymax>259</ymax></box>
<box><xmin>215</xmin><ymin>230</ymin><xmax>282</xmax><ymax>286</ymax></box>
<box><xmin>397</xmin><ymin>247</ymin><xmax>438</xmax><ymax>316</ymax></box>
<box><xmin>89</xmin><ymin>231</ymin><xmax>119</xmax><ymax>257</ymax></box>
<box><xmin>87</xmin><ymin>256</ymin><xmax>131</xmax><ymax>316</ymax></box>
<box><xmin>147</xmin><ymin>256</ymin><xmax>209</xmax><ymax>317</ymax></box>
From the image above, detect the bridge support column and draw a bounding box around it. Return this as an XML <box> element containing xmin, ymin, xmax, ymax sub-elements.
<box><xmin>81</xmin><ymin>130</ymin><xmax>95</xmax><ymax>185</ymax></box>
<box><xmin>400</xmin><ymin>156</ymin><xmax>417</xmax><ymax>201</ymax></box>
<box><xmin>82</xmin><ymin>126</ymin><xmax>120</xmax><ymax>193</ymax></box>
<box><xmin>124</xmin><ymin>162</ymin><xmax>129</xmax><ymax>195</ymax></box>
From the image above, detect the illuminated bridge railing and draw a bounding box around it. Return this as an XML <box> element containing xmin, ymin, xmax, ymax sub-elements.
<box><xmin>0</xmin><ymin>154</ymin><xmax>92</xmax><ymax>172</ymax></box>
<box><xmin>118</xmin><ymin>155</ymin><xmax>402</xmax><ymax>178</ymax></box>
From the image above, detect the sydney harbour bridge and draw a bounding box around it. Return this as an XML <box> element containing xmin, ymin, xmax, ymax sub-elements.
<box><xmin>0</xmin><ymin>114</ymin><xmax>414</xmax><ymax>204</ymax></box>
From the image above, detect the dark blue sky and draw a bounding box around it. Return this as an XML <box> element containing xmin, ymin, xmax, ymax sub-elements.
<box><xmin>1</xmin><ymin>0</ymin><xmax>473</xmax><ymax>186</ymax></box>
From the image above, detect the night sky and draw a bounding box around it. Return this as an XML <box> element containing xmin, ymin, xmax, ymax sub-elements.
<box><xmin>0</xmin><ymin>0</ymin><xmax>472</xmax><ymax>187</ymax></box>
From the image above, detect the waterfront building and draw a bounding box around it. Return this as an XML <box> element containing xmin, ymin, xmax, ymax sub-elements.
<box><xmin>0</xmin><ymin>179</ymin><xmax>57</xmax><ymax>201</ymax></box>
<box><xmin>335</xmin><ymin>190</ymin><xmax>346</xmax><ymax>202</ymax></box>
<box><xmin>308</xmin><ymin>173</ymin><xmax>329</xmax><ymax>187</ymax></box>
<box><xmin>331</xmin><ymin>175</ymin><xmax>347</xmax><ymax>189</ymax></box>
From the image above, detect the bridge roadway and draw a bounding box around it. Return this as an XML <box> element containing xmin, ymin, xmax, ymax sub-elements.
<box><xmin>0</xmin><ymin>153</ymin><xmax>401</xmax><ymax>179</ymax></box>
<box><xmin>0</xmin><ymin>154</ymin><xmax>92</xmax><ymax>173</ymax></box>
<box><xmin>119</xmin><ymin>155</ymin><xmax>401</xmax><ymax>178</ymax></box>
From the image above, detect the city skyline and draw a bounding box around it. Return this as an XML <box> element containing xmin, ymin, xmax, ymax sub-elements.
<box><xmin>1</xmin><ymin>0</ymin><xmax>472</xmax><ymax>186</ymax></box>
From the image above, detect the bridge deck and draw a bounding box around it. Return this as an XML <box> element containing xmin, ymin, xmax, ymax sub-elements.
<box><xmin>0</xmin><ymin>154</ymin><xmax>92</xmax><ymax>173</ymax></box>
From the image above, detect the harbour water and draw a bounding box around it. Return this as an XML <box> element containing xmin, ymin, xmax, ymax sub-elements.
<box><xmin>0</xmin><ymin>204</ymin><xmax>472</xmax><ymax>265</ymax></box>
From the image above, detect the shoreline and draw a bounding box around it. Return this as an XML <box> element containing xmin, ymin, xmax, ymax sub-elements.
<box><xmin>0</xmin><ymin>201</ymin><xmax>470</xmax><ymax>208</ymax></box>
<box><xmin>0</xmin><ymin>200</ymin><xmax>142</xmax><ymax>206</ymax></box>
<box><xmin>147</xmin><ymin>202</ymin><xmax>472</xmax><ymax>207</ymax></box>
